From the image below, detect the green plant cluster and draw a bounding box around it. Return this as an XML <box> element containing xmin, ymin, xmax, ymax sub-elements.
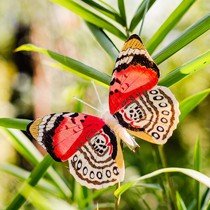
<box><xmin>0</xmin><ymin>0</ymin><xmax>210</xmax><ymax>209</ymax></box>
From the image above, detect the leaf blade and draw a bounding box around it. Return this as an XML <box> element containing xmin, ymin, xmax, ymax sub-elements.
<box><xmin>147</xmin><ymin>0</ymin><xmax>196</xmax><ymax>54</ymax></box>
<box><xmin>15</xmin><ymin>44</ymin><xmax>111</xmax><ymax>86</ymax></box>
<box><xmin>129</xmin><ymin>0</ymin><xmax>156</xmax><ymax>32</ymax></box>
<box><xmin>153</xmin><ymin>15</ymin><xmax>210</xmax><ymax>64</ymax></box>
<box><xmin>114</xmin><ymin>167</ymin><xmax>210</xmax><ymax>197</ymax></box>
<box><xmin>159</xmin><ymin>50</ymin><xmax>210</xmax><ymax>87</ymax></box>
<box><xmin>179</xmin><ymin>89</ymin><xmax>210</xmax><ymax>122</ymax></box>
<box><xmin>50</xmin><ymin>0</ymin><xmax>126</xmax><ymax>40</ymax></box>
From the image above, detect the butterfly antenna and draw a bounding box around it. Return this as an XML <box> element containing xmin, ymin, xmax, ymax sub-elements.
<box><xmin>91</xmin><ymin>80</ymin><xmax>103</xmax><ymax>106</ymax></box>
<box><xmin>139</xmin><ymin>0</ymin><xmax>150</xmax><ymax>35</ymax></box>
<box><xmin>73</xmin><ymin>96</ymin><xmax>102</xmax><ymax>113</ymax></box>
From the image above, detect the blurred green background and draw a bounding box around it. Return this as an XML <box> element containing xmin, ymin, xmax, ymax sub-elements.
<box><xmin>0</xmin><ymin>0</ymin><xmax>210</xmax><ymax>209</ymax></box>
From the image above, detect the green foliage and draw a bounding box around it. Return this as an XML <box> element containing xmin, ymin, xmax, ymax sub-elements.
<box><xmin>0</xmin><ymin>0</ymin><xmax>210</xmax><ymax>209</ymax></box>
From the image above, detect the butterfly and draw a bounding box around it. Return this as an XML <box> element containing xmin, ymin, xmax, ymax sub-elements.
<box><xmin>27</xmin><ymin>34</ymin><xmax>180</xmax><ymax>189</ymax></box>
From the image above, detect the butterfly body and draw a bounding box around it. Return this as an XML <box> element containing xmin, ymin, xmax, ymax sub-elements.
<box><xmin>27</xmin><ymin>34</ymin><xmax>180</xmax><ymax>189</ymax></box>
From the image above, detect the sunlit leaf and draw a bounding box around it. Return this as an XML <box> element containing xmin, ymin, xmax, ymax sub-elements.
<box><xmin>176</xmin><ymin>191</ymin><xmax>187</xmax><ymax>210</ymax></box>
<box><xmin>147</xmin><ymin>0</ymin><xmax>196</xmax><ymax>54</ymax></box>
<box><xmin>6</xmin><ymin>155</ymin><xmax>54</xmax><ymax>210</ymax></box>
<box><xmin>16</xmin><ymin>44</ymin><xmax>111</xmax><ymax>85</ymax></box>
<box><xmin>86</xmin><ymin>22</ymin><xmax>119</xmax><ymax>60</ymax></box>
<box><xmin>114</xmin><ymin>167</ymin><xmax>210</xmax><ymax>197</ymax></box>
<box><xmin>201</xmin><ymin>188</ymin><xmax>210</xmax><ymax>210</ymax></box>
<box><xmin>159</xmin><ymin>50</ymin><xmax>210</xmax><ymax>87</ymax></box>
<box><xmin>179</xmin><ymin>89</ymin><xmax>210</xmax><ymax>122</ymax></box>
<box><xmin>81</xmin><ymin>0</ymin><xmax>124</xmax><ymax>25</ymax></box>
<box><xmin>153</xmin><ymin>15</ymin><xmax>210</xmax><ymax>64</ymax></box>
<box><xmin>1</xmin><ymin>128</ymin><xmax>71</xmax><ymax>199</ymax></box>
<box><xmin>129</xmin><ymin>0</ymin><xmax>156</xmax><ymax>32</ymax></box>
<box><xmin>49</xmin><ymin>0</ymin><xmax>126</xmax><ymax>40</ymax></box>
<box><xmin>0</xmin><ymin>163</ymin><xmax>61</xmax><ymax>196</ymax></box>
<box><xmin>0</xmin><ymin>118</ymin><xmax>30</xmax><ymax>130</ymax></box>
<box><xmin>194</xmin><ymin>138</ymin><xmax>201</xmax><ymax>210</ymax></box>
<box><xmin>20</xmin><ymin>183</ymin><xmax>53</xmax><ymax>210</ymax></box>
<box><xmin>118</xmin><ymin>0</ymin><xmax>127</xmax><ymax>26</ymax></box>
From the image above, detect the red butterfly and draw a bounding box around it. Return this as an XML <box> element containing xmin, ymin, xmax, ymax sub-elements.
<box><xmin>27</xmin><ymin>34</ymin><xmax>180</xmax><ymax>189</ymax></box>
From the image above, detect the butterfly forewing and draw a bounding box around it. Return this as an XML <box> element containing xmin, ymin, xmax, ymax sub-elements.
<box><xmin>27</xmin><ymin>112</ymin><xmax>124</xmax><ymax>189</ymax></box>
<box><xmin>109</xmin><ymin>34</ymin><xmax>160</xmax><ymax>114</ymax></box>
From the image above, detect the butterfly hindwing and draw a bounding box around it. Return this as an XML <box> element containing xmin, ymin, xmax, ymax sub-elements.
<box><xmin>113</xmin><ymin>86</ymin><xmax>180</xmax><ymax>144</ymax></box>
<box><xmin>27</xmin><ymin>112</ymin><xmax>124</xmax><ymax>189</ymax></box>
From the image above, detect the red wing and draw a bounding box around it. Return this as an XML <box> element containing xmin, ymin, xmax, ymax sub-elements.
<box><xmin>109</xmin><ymin>34</ymin><xmax>159</xmax><ymax>114</ymax></box>
<box><xmin>27</xmin><ymin>112</ymin><xmax>124</xmax><ymax>189</ymax></box>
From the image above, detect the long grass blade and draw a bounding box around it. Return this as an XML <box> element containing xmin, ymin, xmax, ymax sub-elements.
<box><xmin>153</xmin><ymin>15</ymin><xmax>210</xmax><ymax>64</ymax></box>
<box><xmin>147</xmin><ymin>0</ymin><xmax>196</xmax><ymax>54</ymax></box>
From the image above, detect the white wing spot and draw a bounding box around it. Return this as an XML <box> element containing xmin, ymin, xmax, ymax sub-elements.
<box><xmin>83</xmin><ymin>167</ymin><xmax>88</xmax><ymax>175</ymax></box>
<box><xmin>152</xmin><ymin>132</ymin><xmax>160</xmax><ymax>139</ymax></box>
<box><xmin>159</xmin><ymin>102</ymin><xmax>167</xmax><ymax>107</ymax></box>
<box><xmin>90</xmin><ymin>171</ymin><xmax>95</xmax><ymax>179</ymax></box>
<box><xmin>157</xmin><ymin>126</ymin><xmax>164</xmax><ymax>132</ymax></box>
<box><xmin>106</xmin><ymin>170</ymin><xmax>111</xmax><ymax>178</ymax></box>
<box><xmin>161</xmin><ymin>118</ymin><xmax>168</xmax><ymax>123</ymax></box>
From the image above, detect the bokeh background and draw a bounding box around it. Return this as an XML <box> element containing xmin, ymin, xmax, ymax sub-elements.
<box><xmin>0</xmin><ymin>0</ymin><xmax>209</xmax><ymax>209</ymax></box>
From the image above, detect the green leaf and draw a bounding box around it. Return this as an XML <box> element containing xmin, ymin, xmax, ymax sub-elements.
<box><xmin>1</xmin><ymin>128</ymin><xmax>71</xmax><ymax>199</ymax></box>
<box><xmin>20</xmin><ymin>183</ymin><xmax>53</xmax><ymax>210</ymax></box>
<box><xmin>49</xmin><ymin>0</ymin><xmax>126</xmax><ymax>40</ymax></box>
<box><xmin>179</xmin><ymin>89</ymin><xmax>210</xmax><ymax>122</ymax></box>
<box><xmin>86</xmin><ymin>22</ymin><xmax>119</xmax><ymax>60</ymax></box>
<box><xmin>114</xmin><ymin>167</ymin><xmax>210</xmax><ymax>197</ymax></box>
<box><xmin>194</xmin><ymin>138</ymin><xmax>201</xmax><ymax>210</ymax></box>
<box><xmin>153</xmin><ymin>15</ymin><xmax>210</xmax><ymax>64</ymax></box>
<box><xmin>118</xmin><ymin>0</ymin><xmax>127</xmax><ymax>27</ymax></box>
<box><xmin>0</xmin><ymin>163</ymin><xmax>61</xmax><ymax>196</ymax></box>
<box><xmin>81</xmin><ymin>0</ymin><xmax>124</xmax><ymax>25</ymax></box>
<box><xmin>159</xmin><ymin>50</ymin><xmax>210</xmax><ymax>87</ymax></box>
<box><xmin>0</xmin><ymin>118</ymin><xmax>30</xmax><ymax>130</ymax></box>
<box><xmin>15</xmin><ymin>44</ymin><xmax>111</xmax><ymax>86</ymax></box>
<box><xmin>6</xmin><ymin>155</ymin><xmax>54</xmax><ymax>210</ymax></box>
<box><xmin>201</xmin><ymin>188</ymin><xmax>210</xmax><ymax>210</ymax></box>
<box><xmin>176</xmin><ymin>191</ymin><xmax>187</xmax><ymax>210</ymax></box>
<box><xmin>147</xmin><ymin>0</ymin><xmax>196</xmax><ymax>54</ymax></box>
<box><xmin>129</xmin><ymin>0</ymin><xmax>156</xmax><ymax>32</ymax></box>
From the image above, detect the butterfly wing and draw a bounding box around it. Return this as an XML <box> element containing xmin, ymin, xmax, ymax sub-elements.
<box><xmin>113</xmin><ymin>86</ymin><xmax>180</xmax><ymax>144</ymax></box>
<box><xmin>109</xmin><ymin>34</ymin><xmax>180</xmax><ymax>144</ymax></box>
<box><xmin>27</xmin><ymin>112</ymin><xmax>124</xmax><ymax>189</ymax></box>
<box><xmin>109</xmin><ymin>34</ymin><xmax>160</xmax><ymax>114</ymax></box>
